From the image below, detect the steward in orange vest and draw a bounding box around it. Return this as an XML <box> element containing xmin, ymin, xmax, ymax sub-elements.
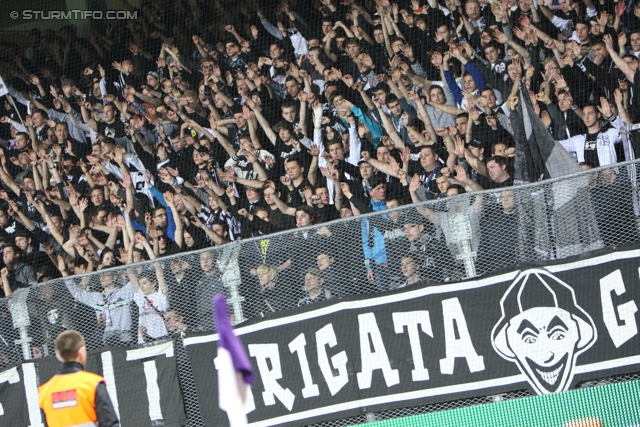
<box><xmin>38</xmin><ymin>330</ymin><xmax>119</xmax><ymax>427</ymax></box>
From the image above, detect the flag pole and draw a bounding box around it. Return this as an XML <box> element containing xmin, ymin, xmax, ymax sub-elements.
<box><xmin>6</xmin><ymin>95</ymin><xmax>25</xmax><ymax>127</ymax></box>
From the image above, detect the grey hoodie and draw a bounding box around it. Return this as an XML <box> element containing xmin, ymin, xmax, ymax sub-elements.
<box><xmin>65</xmin><ymin>279</ymin><xmax>134</xmax><ymax>344</ymax></box>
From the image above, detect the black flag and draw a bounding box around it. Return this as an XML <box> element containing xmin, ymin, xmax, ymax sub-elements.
<box><xmin>510</xmin><ymin>80</ymin><xmax>583</xmax><ymax>184</ymax></box>
<box><xmin>509</xmin><ymin>80</ymin><xmax>602</xmax><ymax>257</ymax></box>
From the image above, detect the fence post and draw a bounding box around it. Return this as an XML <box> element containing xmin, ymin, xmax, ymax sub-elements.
<box><xmin>218</xmin><ymin>241</ymin><xmax>245</xmax><ymax>325</ymax></box>
<box><xmin>448</xmin><ymin>197</ymin><xmax>477</xmax><ymax>279</ymax></box>
<box><xmin>8</xmin><ymin>289</ymin><xmax>32</xmax><ymax>361</ymax></box>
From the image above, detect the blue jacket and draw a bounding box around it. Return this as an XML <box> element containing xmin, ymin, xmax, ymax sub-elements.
<box><xmin>444</xmin><ymin>61</ymin><xmax>487</xmax><ymax>107</ymax></box>
<box><xmin>362</xmin><ymin>199</ymin><xmax>388</xmax><ymax>270</ymax></box>
<box><xmin>149</xmin><ymin>186</ymin><xmax>177</xmax><ymax>241</ymax></box>
<box><xmin>352</xmin><ymin>105</ymin><xmax>383</xmax><ymax>148</ymax></box>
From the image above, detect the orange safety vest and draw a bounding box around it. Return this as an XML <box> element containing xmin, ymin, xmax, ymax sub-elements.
<box><xmin>38</xmin><ymin>370</ymin><xmax>104</xmax><ymax>427</ymax></box>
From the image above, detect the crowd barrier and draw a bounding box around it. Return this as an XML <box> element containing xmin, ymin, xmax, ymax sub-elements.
<box><xmin>1</xmin><ymin>160</ymin><xmax>639</xmax><ymax>426</ymax></box>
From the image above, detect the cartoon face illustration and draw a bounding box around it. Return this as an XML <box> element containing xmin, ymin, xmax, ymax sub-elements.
<box><xmin>492</xmin><ymin>269</ymin><xmax>597</xmax><ymax>395</ymax></box>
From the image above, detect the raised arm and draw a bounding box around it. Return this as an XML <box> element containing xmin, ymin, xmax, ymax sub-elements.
<box><xmin>374</xmin><ymin>101</ymin><xmax>405</xmax><ymax>150</ymax></box>
<box><xmin>271</xmin><ymin>182</ymin><xmax>297</xmax><ymax>216</ymax></box>
<box><xmin>604</xmin><ymin>34</ymin><xmax>636</xmax><ymax>81</ymax></box>
<box><xmin>164</xmin><ymin>191</ymin><xmax>184</xmax><ymax>249</ymax></box>
<box><xmin>363</xmin><ymin>151</ymin><xmax>401</xmax><ymax>181</ymax></box>
<box><xmin>248</xmin><ymin>102</ymin><xmax>277</xmax><ymax>145</ymax></box>
<box><xmin>80</xmin><ymin>101</ymin><xmax>98</xmax><ymax>132</ymax></box>
<box><xmin>408</xmin><ymin>174</ymin><xmax>438</xmax><ymax>223</ymax></box>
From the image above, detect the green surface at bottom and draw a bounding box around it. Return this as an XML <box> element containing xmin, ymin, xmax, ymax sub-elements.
<box><xmin>358</xmin><ymin>380</ymin><xmax>640</xmax><ymax>427</ymax></box>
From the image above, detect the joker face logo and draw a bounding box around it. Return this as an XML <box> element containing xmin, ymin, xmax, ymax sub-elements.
<box><xmin>492</xmin><ymin>269</ymin><xmax>597</xmax><ymax>394</ymax></box>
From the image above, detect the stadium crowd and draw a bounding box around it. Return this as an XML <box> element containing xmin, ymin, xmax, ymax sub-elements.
<box><xmin>0</xmin><ymin>0</ymin><xmax>639</xmax><ymax>349</ymax></box>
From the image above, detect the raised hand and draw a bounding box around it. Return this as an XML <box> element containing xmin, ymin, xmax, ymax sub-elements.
<box><xmin>603</xmin><ymin>34</ymin><xmax>614</xmax><ymax>52</ymax></box>
<box><xmin>409</xmin><ymin>174</ymin><xmax>421</xmax><ymax>193</ymax></box>
<box><xmin>453</xmin><ymin>134</ymin><xmax>465</xmax><ymax>157</ymax></box>
<box><xmin>280</xmin><ymin>175</ymin><xmax>292</xmax><ymax>187</ymax></box>
<box><xmin>535</xmin><ymin>91</ymin><xmax>551</xmax><ymax>104</ymax></box>
<box><xmin>226</xmin><ymin>185</ymin><xmax>236</xmax><ymax>199</ymax></box>
<box><xmin>308</xmin><ymin>144</ymin><xmax>320</xmax><ymax>157</ymax></box>
<box><xmin>598</xmin><ymin>96</ymin><xmax>613</xmax><ymax>118</ymax></box>
<box><xmin>614</xmin><ymin>88</ymin><xmax>623</xmax><ymax>105</ymax></box>
<box><xmin>164</xmin><ymin>191</ymin><xmax>174</xmax><ymax>205</ymax></box>
<box><xmin>454</xmin><ymin>164</ymin><xmax>468</xmax><ymax>182</ymax></box>
<box><xmin>553</xmin><ymin>73</ymin><xmax>568</xmax><ymax>90</ymax></box>
<box><xmin>597</xmin><ymin>11</ymin><xmax>609</xmax><ymax>27</ymax></box>
<box><xmin>166</xmin><ymin>167</ymin><xmax>180</xmax><ymax>177</ymax></box>
<box><xmin>339</xmin><ymin>182</ymin><xmax>353</xmax><ymax>198</ymax></box>
<box><xmin>541</xmin><ymin>110</ymin><xmax>552</xmax><ymax>128</ymax></box>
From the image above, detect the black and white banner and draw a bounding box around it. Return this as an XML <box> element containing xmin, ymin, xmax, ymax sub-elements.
<box><xmin>0</xmin><ymin>340</ymin><xmax>186</xmax><ymax>427</ymax></box>
<box><xmin>184</xmin><ymin>247</ymin><xmax>640</xmax><ymax>427</ymax></box>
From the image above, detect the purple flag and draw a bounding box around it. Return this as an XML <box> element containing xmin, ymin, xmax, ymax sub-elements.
<box><xmin>214</xmin><ymin>294</ymin><xmax>254</xmax><ymax>427</ymax></box>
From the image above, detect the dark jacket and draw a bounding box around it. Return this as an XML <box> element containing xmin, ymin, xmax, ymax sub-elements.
<box><xmin>6</xmin><ymin>263</ymin><xmax>37</xmax><ymax>295</ymax></box>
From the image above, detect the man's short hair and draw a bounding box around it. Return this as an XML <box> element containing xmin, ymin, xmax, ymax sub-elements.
<box><xmin>420</xmin><ymin>145</ymin><xmax>438</xmax><ymax>156</ymax></box>
<box><xmin>481</xmin><ymin>87</ymin><xmax>496</xmax><ymax>96</ymax></box>
<box><xmin>90</xmin><ymin>185</ymin><xmax>104</xmax><ymax>195</ymax></box>
<box><xmin>152</xmin><ymin>206</ymin><xmax>167</xmax><ymax>217</ymax></box>
<box><xmin>280</xmin><ymin>100</ymin><xmax>297</xmax><ymax>111</ymax></box>
<box><xmin>55</xmin><ymin>330</ymin><xmax>85</xmax><ymax>361</ymax></box>
<box><xmin>487</xmin><ymin>155</ymin><xmax>508</xmax><ymax>167</ymax></box>
<box><xmin>325</xmin><ymin>80</ymin><xmax>339</xmax><ymax>92</ymax></box>
<box><xmin>327</xmin><ymin>139</ymin><xmax>344</xmax><ymax>149</ymax></box>
<box><xmin>270</xmin><ymin>41</ymin><xmax>285</xmax><ymax>51</ymax></box>
<box><xmin>429</xmin><ymin>85</ymin><xmax>445</xmax><ymax>96</ymax></box>
<box><xmin>407</xmin><ymin>118</ymin><xmax>425</xmax><ymax>132</ymax></box>
<box><xmin>345</xmin><ymin>37</ymin><xmax>361</xmax><ymax>47</ymax></box>
<box><xmin>401</xmin><ymin>252</ymin><xmax>421</xmax><ymax>266</ymax></box>
<box><xmin>447</xmin><ymin>184</ymin><xmax>466</xmax><ymax>194</ymax></box>
<box><xmin>389</xmin><ymin>35</ymin><xmax>405</xmax><ymax>46</ymax></box>
<box><xmin>582</xmin><ymin>102</ymin><xmax>599</xmax><ymax>113</ymax></box>
<box><xmin>72</xmin><ymin>257</ymin><xmax>89</xmax><ymax>270</ymax></box>
<box><xmin>305</xmin><ymin>267</ymin><xmax>324</xmax><ymax>280</ymax></box>
<box><xmin>374</xmin><ymin>82</ymin><xmax>390</xmax><ymax>94</ymax></box>
<box><xmin>296</xmin><ymin>204</ymin><xmax>319</xmax><ymax>224</ymax></box>
<box><xmin>277</xmin><ymin>122</ymin><xmax>295</xmax><ymax>133</ymax></box>
<box><xmin>89</xmin><ymin>206</ymin><xmax>107</xmax><ymax>218</ymax></box>
<box><xmin>102</xmin><ymin>102</ymin><xmax>118</xmax><ymax>114</ymax></box>
<box><xmin>483</xmin><ymin>41</ymin><xmax>501</xmax><ymax>53</ymax></box>
<box><xmin>285</xmin><ymin>75</ymin><xmax>299</xmax><ymax>85</ymax></box>
<box><xmin>328</xmin><ymin>91</ymin><xmax>346</xmax><ymax>106</ymax></box>
<box><xmin>575</xmin><ymin>19</ymin><xmax>591</xmax><ymax>29</ymax></box>
<box><xmin>3</xmin><ymin>244</ymin><xmax>21</xmax><ymax>257</ymax></box>
<box><xmin>139</xmin><ymin>270</ymin><xmax>157</xmax><ymax>284</ymax></box>
<box><xmin>210</xmin><ymin>220</ymin><xmax>229</xmax><ymax>233</ymax></box>
<box><xmin>284</xmin><ymin>155</ymin><xmax>303</xmax><ymax>167</ymax></box>
<box><xmin>31</xmin><ymin>108</ymin><xmax>48</xmax><ymax>120</ymax></box>
<box><xmin>15</xmin><ymin>132</ymin><xmax>29</xmax><ymax>142</ymax></box>
<box><xmin>386</xmin><ymin>93</ymin><xmax>400</xmax><ymax>105</ymax></box>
